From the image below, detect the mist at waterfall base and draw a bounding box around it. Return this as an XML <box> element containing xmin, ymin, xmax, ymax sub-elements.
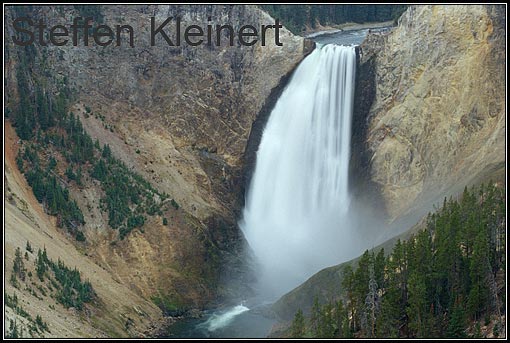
<box><xmin>239</xmin><ymin>44</ymin><xmax>371</xmax><ymax>300</ymax></box>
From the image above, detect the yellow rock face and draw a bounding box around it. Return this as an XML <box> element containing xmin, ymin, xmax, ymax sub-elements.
<box><xmin>361</xmin><ymin>5</ymin><xmax>505</xmax><ymax>221</ymax></box>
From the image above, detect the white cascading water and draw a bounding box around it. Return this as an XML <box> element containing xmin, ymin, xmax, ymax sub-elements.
<box><xmin>240</xmin><ymin>44</ymin><xmax>358</xmax><ymax>298</ymax></box>
<box><xmin>199</xmin><ymin>305</ymin><xmax>250</xmax><ymax>332</ymax></box>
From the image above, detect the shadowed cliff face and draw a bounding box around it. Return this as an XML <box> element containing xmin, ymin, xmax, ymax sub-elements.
<box><xmin>357</xmin><ymin>5</ymin><xmax>505</xmax><ymax>226</ymax></box>
<box><xmin>4</xmin><ymin>4</ymin><xmax>307</xmax><ymax>315</ymax></box>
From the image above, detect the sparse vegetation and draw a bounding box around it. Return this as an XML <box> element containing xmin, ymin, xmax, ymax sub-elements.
<box><xmin>92</xmin><ymin>153</ymin><xmax>164</xmax><ymax>239</ymax></box>
<box><xmin>11</xmin><ymin>46</ymin><xmax>171</xmax><ymax>241</ymax></box>
<box><xmin>6</xmin><ymin>319</ymin><xmax>22</xmax><ymax>338</ymax></box>
<box><xmin>34</xmin><ymin>247</ymin><xmax>95</xmax><ymax>310</ymax></box>
<box><xmin>25</xmin><ymin>164</ymin><xmax>85</xmax><ymax>233</ymax></box>
<box><xmin>35</xmin><ymin>314</ymin><xmax>49</xmax><ymax>332</ymax></box>
<box><xmin>5</xmin><ymin>291</ymin><xmax>51</xmax><ymax>337</ymax></box>
<box><xmin>9</xmin><ymin>243</ymin><xmax>96</xmax><ymax>316</ymax></box>
<box><xmin>5</xmin><ymin>292</ymin><xmax>20</xmax><ymax>309</ymax></box>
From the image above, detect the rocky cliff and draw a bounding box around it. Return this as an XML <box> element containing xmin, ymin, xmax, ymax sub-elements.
<box><xmin>356</xmin><ymin>5</ymin><xmax>505</xmax><ymax>226</ymax></box>
<box><xmin>4</xmin><ymin>4</ymin><xmax>309</xmax><ymax>337</ymax></box>
<box><xmin>274</xmin><ymin>3</ymin><xmax>506</xmax><ymax>321</ymax></box>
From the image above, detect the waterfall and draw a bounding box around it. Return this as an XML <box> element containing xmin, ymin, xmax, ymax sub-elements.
<box><xmin>240</xmin><ymin>44</ymin><xmax>358</xmax><ymax>298</ymax></box>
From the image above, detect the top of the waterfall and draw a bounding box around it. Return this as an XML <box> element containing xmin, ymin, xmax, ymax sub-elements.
<box><xmin>310</xmin><ymin>25</ymin><xmax>388</xmax><ymax>46</ymax></box>
<box><xmin>316</xmin><ymin>42</ymin><xmax>357</xmax><ymax>49</ymax></box>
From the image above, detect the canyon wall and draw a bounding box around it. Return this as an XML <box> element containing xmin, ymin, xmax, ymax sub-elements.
<box><xmin>358</xmin><ymin>5</ymin><xmax>505</xmax><ymax>226</ymax></box>
<box><xmin>4</xmin><ymin>4</ymin><xmax>309</xmax><ymax>336</ymax></box>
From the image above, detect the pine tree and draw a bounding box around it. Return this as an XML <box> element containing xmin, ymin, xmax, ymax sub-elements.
<box><xmin>291</xmin><ymin>309</ymin><xmax>306</xmax><ymax>338</ymax></box>
<box><xmin>36</xmin><ymin>253</ymin><xmax>47</xmax><ymax>281</ymax></box>
<box><xmin>342</xmin><ymin>265</ymin><xmax>356</xmax><ymax>332</ymax></box>
<box><xmin>102</xmin><ymin>144</ymin><xmax>112</xmax><ymax>159</ymax></box>
<box><xmin>310</xmin><ymin>296</ymin><xmax>321</xmax><ymax>337</ymax></box>
<box><xmin>10</xmin><ymin>273</ymin><xmax>19</xmax><ymax>288</ymax></box>
<box><xmin>467</xmin><ymin>231</ymin><xmax>490</xmax><ymax>319</ymax></box>
<box><xmin>334</xmin><ymin>300</ymin><xmax>349</xmax><ymax>338</ymax></box>
<box><xmin>65</xmin><ymin>166</ymin><xmax>76</xmax><ymax>181</ymax></box>
<box><xmin>13</xmin><ymin>247</ymin><xmax>26</xmax><ymax>281</ymax></box>
<box><xmin>91</xmin><ymin>159</ymin><xmax>108</xmax><ymax>181</ymax></box>
<box><xmin>318</xmin><ymin>302</ymin><xmax>335</xmax><ymax>338</ymax></box>
<box><xmin>76</xmin><ymin>166</ymin><xmax>83</xmax><ymax>186</ymax></box>
<box><xmin>376</xmin><ymin>285</ymin><xmax>400</xmax><ymax>338</ymax></box>
<box><xmin>446</xmin><ymin>302</ymin><xmax>467</xmax><ymax>338</ymax></box>
<box><xmin>7</xmin><ymin>319</ymin><xmax>20</xmax><ymax>338</ymax></box>
<box><xmin>363</xmin><ymin>262</ymin><xmax>379</xmax><ymax>337</ymax></box>
<box><xmin>16</xmin><ymin>153</ymin><xmax>24</xmax><ymax>173</ymax></box>
<box><xmin>355</xmin><ymin>250</ymin><xmax>372</xmax><ymax>334</ymax></box>
<box><xmin>25</xmin><ymin>241</ymin><xmax>33</xmax><ymax>253</ymax></box>
<box><xmin>374</xmin><ymin>248</ymin><xmax>385</xmax><ymax>289</ymax></box>
<box><xmin>472</xmin><ymin>322</ymin><xmax>482</xmax><ymax>338</ymax></box>
<box><xmin>406</xmin><ymin>272</ymin><xmax>428</xmax><ymax>337</ymax></box>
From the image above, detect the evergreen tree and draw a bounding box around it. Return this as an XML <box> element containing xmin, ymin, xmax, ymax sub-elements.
<box><xmin>342</xmin><ymin>265</ymin><xmax>356</xmax><ymax>332</ymax></box>
<box><xmin>291</xmin><ymin>309</ymin><xmax>306</xmax><ymax>338</ymax></box>
<box><xmin>317</xmin><ymin>302</ymin><xmax>335</xmax><ymax>338</ymax></box>
<box><xmin>65</xmin><ymin>165</ymin><xmax>76</xmax><ymax>181</ymax></box>
<box><xmin>76</xmin><ymin>166</ymin><xmax>83</xmax><ymax>186</ymax></box>
<box><xmin>25</xmin><ymin>241</ymin><xmax>33</xmax><ymax>253</ymax></box>
<box><xmin>310</xmin><ymin>296</ymin><xmax>321</xmax><ymax>337</ymax></box>
<box><xmin>374</xmin><ymin>248</ymin><xmax>385</xmax><ymax>290</ymax></box>
<box><xmin>102</xmin><ymin>144</ymin><xmax>112</xmax><ymax>159</ymax></box>
<box><xmin>13</xmin><ymin>247</ymin><xmax>26</xmax><ymax>281</ymax></box>
<box><xmin>7</xmin><ymin>319</ymin><xmax>20</xmax><ymax>338</ymax></box>
<box><xmin>472</xmin><ymin>322</ymin><xmax>482</xmax><ymax>339</ymax></box>
<box><xmin>467</xmin><ymin>231</ymin><xmax>490</xmax><ymax>319</ymax></box>
<box><xmin>334</xmin><ymin>300</ymin><xmax>349</xmax><ymax>338</ymax></box>
<box><xmin>406</xmin><ymin>272</ymin><xmax>428</xmax><ymax>337</ymax></box>
<box><xmin>446</xmin><ymin>302</ymin><xmax>467</xmax><ymax>338</ymax></box>
<box><xmin>363</xmin><ymin>262</ymin><xmax>379</xmax><ymax>337</ymax></box>
<box><xmin>355</xmin><ymin>250</ymin><xmax>372</xmax><ymax>334</ymax></box>
<box><xmin>16</xmin><ymin>153</ymin><xmax>24</xmax><ymax>173</ymax></box>
<box><xmin>376</xmin><ymin>285</ymin><xmax>401</xmax><ymax>338</ymax></box>
<box><xmin>36</xmin><ymin>249</ymin><xmax>47</xmax><ymax>281</ymax></box>
<box><xmin>91</xmin><ymin>159</ymin><xmax>108</xmax><ymax>181</ymax></box>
